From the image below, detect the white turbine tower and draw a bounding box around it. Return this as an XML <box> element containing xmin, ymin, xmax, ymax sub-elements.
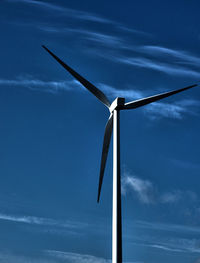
<box><xmin>42</xmin><ymin>45</ymin><xmax>198</xmax><ymax>263</ymax></box>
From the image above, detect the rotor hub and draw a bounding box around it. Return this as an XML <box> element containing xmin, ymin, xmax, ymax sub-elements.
<box><xmin>109</xmin><ymin>97</ymin><xmax>125</xmax><ymax>113</ymax></box>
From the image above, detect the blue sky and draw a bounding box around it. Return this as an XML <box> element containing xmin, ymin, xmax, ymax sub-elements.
<box><xmin>1</xmin><ymin>0</ymin><xmax>200</xmax><ymax>262</ymax></box>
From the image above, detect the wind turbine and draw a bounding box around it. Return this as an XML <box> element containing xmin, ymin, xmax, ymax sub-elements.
<box><xmin>42</xmin><ymin>45</ymin><xmax>198</xmax><ymax>263</ymax></box>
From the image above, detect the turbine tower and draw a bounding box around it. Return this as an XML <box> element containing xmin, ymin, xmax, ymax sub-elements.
<box><xmin>42</xmin><ymin>45</ymin><xmax>198</xmax><ymax>263</ymax></box>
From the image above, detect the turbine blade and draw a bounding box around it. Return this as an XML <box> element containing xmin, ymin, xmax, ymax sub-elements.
<box><xmin>42</xmin><ymin>45</ymin><xmax>111</xmax><ymax>108</ymax></box>
<box><xmin>123</xmin><ymin>84</ymin><xmax>198</xmax><ymax>110</ymax></box>
<box><xmin>97</xmin><ymin>113</ymin><xmax>113</xmax><ymax>203</ymax></box>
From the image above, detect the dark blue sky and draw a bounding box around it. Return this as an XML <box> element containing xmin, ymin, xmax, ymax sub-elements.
<box><xmin>1</xmin><ymin>0</ymin><xmax>200</xmax><ymax>262</ymax></box>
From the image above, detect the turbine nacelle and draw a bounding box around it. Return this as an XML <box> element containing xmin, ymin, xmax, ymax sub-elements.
<box><xmin>109</xmin><ymin>97</ymin><xmax>125</xmax><ymax>113</ymax></box>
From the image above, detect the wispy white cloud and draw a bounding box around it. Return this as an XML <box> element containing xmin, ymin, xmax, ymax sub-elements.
<box><xmin>131</xmin><ymin>241</ymin><xmax>186</xmax><ymax>253</ymax></box>
<box><xmin>37</xmin><ymin>26</ymin><xmax>123</xmax><ymax>48</ymax></box>
<box><xmin>129</xmin><ymin>222</ymin><xmax>200</xmax><ymax>254</ymax></box>
<box><xmin>117</xmin><ymin>57</ymin><xmax>200</xmax><ymax>78</ymax></box>
<box><xmin>151</xmin><ymin>237</ymin><xmax>200</xmax><ymax>254</ymax></box>
<box><xmin>48</xmin><ymin>27</ymin><xmax>123</xmax><ymax>47</ymax></box>
<box><xmin>45</xmin><ymin>250</ymin><xmax>110</xmax><ymax>263</ymax></box>
<box><xmin>122</xmin><ymin>173</ymin><xmax>198</xmax><ymax>205</ymax></box>
<box><xmin>45</xmin><ymin>250</ymin><xmax>141</xmax><ymax>263</ymax></box>
<box><xmin>5</xmin><ymin>0</ymin><xmax>200</xmax><ymax>81</ymax></box>
<box><xmin>0</xmin><ymin>76</ymin><xmax>141</xmax><ymax>100</ymax></box>
<box><xmin>38</xmin><ymin>25</ymin><xmax>150</xmax><ymax>51</ymax></box>
<box><xmin>83</xmin><ymin>32</ymin><xmax>122</xmax><ymax>46</ymax></box>
<box><xmin>0</xmin><ymin>250</ymin><xmax>141</xmax><ymax>263</ymax></box>
<box><xmin>122</xmin><ymin>174</ymin><xmax>155</xmax><ymax>204</ymax></box>
<box><xmin>133</xmin><ymin>239</ymin><xmax>200</xmax><ymax>254</ymax></box>
<box><xmin>0</xmin><ymin>77</ymin><xmax>84</xmax><ymax>93</ymax></box>
<box><xmin>147</xmin><ymin>244</ymin><xmax>185</xmax><ymax>253</ymax></box>
<box><xmin>22</xmin><ymin>0</ymin><xmax>150</xmax><ymax>34</ymax></box>
<box><xmin>7</xmin><ymin>0</ymin><xmax>111</xmax><ymax>24</ymax></box>
<box><xmin>1</xmin><ymin>76</ymin><xmax>198</xmax><ymax>120</ymax></box>
<box><xmin>38</xmin><ymin>24</ymin><xmax>200</xmax><ymax>80</ymax></box>
<box><xmin>125</xmin><ymin>220</ymin><xmax>200</xmax><ymax>255</ymax></box>
<box><xmin>40</xmin><ymin>28</ymin><xmax>200</xmax><ymax>80</ymax></box>
<box><xmin>141</xmin><ymin>45</ymin><xmax>200</xmax><ymax>66</ymax></box>
<box><xmin>5</xmin><ymin>0</ymin><xmax>151</xmax><ymax>44</ymax></box>
<box><xmin>38</xmin><ymin>25</ymin><xmax>150</xmax><ymax>52</ymax></box>
<box><xmin>0</xmin><ymin>252</ymin><xmax>56</xmax><ymax>263</ymax></box>
<box><xmin>144</xmin><ymin>101</ymin><xmax>186</xmax><ymax>120</ymax></box>
<box><xmin>118</xmin><ymin>26</ymin><xmax>152</xmax><ymax>38</ymax></box>
<box><xmin>0</xmin><ymin>212</ymin><xmax>87</xmax><ymax>229</ymax></box>
<box><xmin>9</xmin><ymin>0</ymin><xmax>64</xmax><ymax>12</ymax></box>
